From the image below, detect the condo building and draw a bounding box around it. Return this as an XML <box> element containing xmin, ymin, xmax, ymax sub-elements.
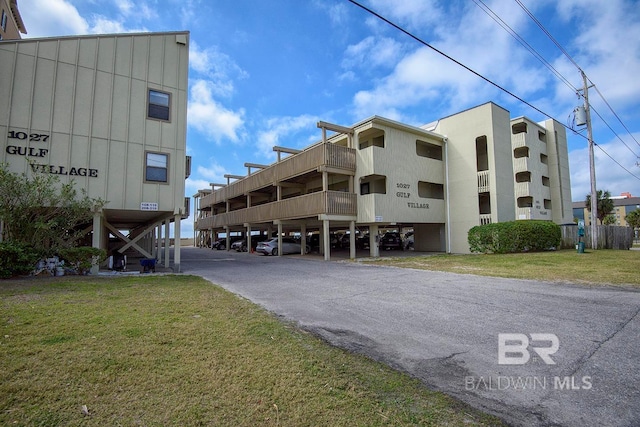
<box><xmin>195</xmin><ymin>102</ymin><xmax>573</xmax><ymax>258</ymax></box>
<box><xmin>0</xmin><ymin>31</ymin><xmax>190</xmax><ymax>271</ymax></box>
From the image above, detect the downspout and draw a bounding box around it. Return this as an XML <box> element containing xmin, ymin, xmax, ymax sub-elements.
<box><xmin>444</xmin><ymin>137</ymin><xmax>451</xmax><ymax>253</ymax></box>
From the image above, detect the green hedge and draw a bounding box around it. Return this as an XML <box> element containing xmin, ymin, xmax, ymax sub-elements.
<box><xmin>468</xmin><ymin>220</ymin><xmax>561</xmax><ymax>254</ymax></box>
<box><xmin>0</xmin><ymin>241</ymin><xmax>42</xmax><ymax>279</ymax></box>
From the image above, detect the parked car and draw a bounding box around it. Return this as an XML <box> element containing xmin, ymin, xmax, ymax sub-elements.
<box><xmin>212</xmin><ymin>237</ymin><xmax>242</xmax><ymax>250</ymax></box>
<box><xmin>256</xmin><ymin>237</ymin><xmax>310</xmax><ymax>256</ymax></box>
<box><xmin>231</xmin><ymin>239</ymin><xmax>244</xmax><ymax>251</ymax></box>
<box><xmin>240</xmin><ymin>237</ymin><xmax>269</xmax><ymax>252</ymax></box>
<box><xmin>379</xmin><ymin>232</ymin><xmax>403</xmax><ymax>250</ymax></box>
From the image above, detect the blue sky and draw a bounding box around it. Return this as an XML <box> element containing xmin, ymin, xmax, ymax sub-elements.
<box><xmin>19</xmin><ymin>0</ymin><xmax>640</xmax><ymax>235</ymax></box>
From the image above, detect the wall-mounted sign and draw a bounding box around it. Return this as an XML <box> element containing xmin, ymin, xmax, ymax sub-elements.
<box><xmin>6</xmin><ymin>130</ymin><xmax>99</xmax><ymax>178</ymax></box>
<box><xmin>375</xmin><ymin>215</ymin><xmax>383</xmax><ymax>222</ymax></box>
<box><xmin>141</xmin><ymin>202</ymin><xmax>158</xmax><ymax>211</ymax></box>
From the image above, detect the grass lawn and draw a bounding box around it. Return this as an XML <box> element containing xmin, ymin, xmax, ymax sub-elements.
<box><xmin>0</xmin><ymin>275</ymin><xmax>503</xmax><ymax>426</ymax></box>
<box><xmin>366</xmin><ymin>249</ymin><xmax>640</xmax><ymax>287</ymax></box>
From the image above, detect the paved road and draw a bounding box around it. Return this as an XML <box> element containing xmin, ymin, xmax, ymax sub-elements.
<box><xmin>179</xmin><ymin>247</ymin><xmax>640</xmax><ymax>427</ymax></box>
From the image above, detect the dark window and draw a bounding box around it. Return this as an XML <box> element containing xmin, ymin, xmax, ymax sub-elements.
<box><xmin>359</xmin><ymin>134</ymin><xmax>385</xmax><ymax>149</ymax></box>
<box><xmin>416</xmin><ymin>140</ymin><xmax>443</xmax><ymax>160</ymax></box>
<box><xmin>512</xmin><ymin>122</ymin><xmax>527</xmax><ymax>134</ymax></box>
<box><xmin>1</xmin><ymin>10</ymin><xmax>7</xmax><ymax>32</ymax></box>
<box><xmin>418</xmin><ymin>181</ymin><xmax>444</xmax><ymax>199</ymax></box>
<box><xmin>145</xmin><ymin>152</ymin><xmax>169</xmax><ymax>183</ymax></box>
<box><xmin>148</xmin><ymin>89</ymin><xmax>170</xmax><ymax>121</ymax></box>
<box><xmin>517</xmin><ymin>196</ymin><xmax>533</xmax><ymax>208</ymax></box>
<box><xmin>514</xmin><ymin>146</ymin><xmax>529</xmax><ymax>158</ymax></box>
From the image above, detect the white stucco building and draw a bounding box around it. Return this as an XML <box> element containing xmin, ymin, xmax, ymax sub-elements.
<box><xmin>195</xmin><ymin>102</ymin><xmax>573</xmax><ymax>257</ymax></box>
<box><xmin>0</xmin><ymin>31</ymin><xmax>190</xmax><ymax>271</ymax></box>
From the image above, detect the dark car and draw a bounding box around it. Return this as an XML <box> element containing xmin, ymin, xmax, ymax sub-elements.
<box><xmin>379</xmin><ymin>232</ymin><xmax>403</xmax><ymax>250</ymax></box>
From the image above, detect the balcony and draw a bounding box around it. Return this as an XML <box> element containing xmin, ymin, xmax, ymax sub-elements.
<box><xmin>199</xmin><ymin>143</ymin><xmax>356</xmax><ymax>208</ymax></box>
<box><xmin>477</xmin><ymin>170</ymin><xmax>490</xmax><ymax>193</ymax></box>
<box><xmin>196</xmin><ymin>190</ymin><xmax>357</xmax><ymax>229</ymax></box>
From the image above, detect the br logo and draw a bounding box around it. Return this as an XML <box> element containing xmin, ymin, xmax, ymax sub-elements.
<box><xmin>498</xmin><ymin>333</ymin><xmax>559</xmax><ymax>365</ymax></box>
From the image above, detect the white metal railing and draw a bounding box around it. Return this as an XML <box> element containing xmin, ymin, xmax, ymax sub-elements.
<box><xmin>479</xmin><ymin>214</ymin><xmax>492</xmax><ymax>225</ymax></box>
<box><xmin>477</xmin><ymin>170</ymin><xmax>490</xmax><ymax>193</ymax></box>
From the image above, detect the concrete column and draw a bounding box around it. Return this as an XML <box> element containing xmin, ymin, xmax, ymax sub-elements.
<box><xmin>90</xmin><ymin>211</ymin><xmax>102</xmax><ymax>274</ymax></box>
<box><xmin>349</xmin><ymin>220</ymin><xmax>356</xmax><ymax>260</ymax></box>
<box><xmin>164</xmin><ymin>220</ymin><xmax>170</xmax><ymax>267</ymax></box>
<box><xmin>246</xmin><ymin>224</ymin><xmax>252</xmax><ymax>253</ymax></box>
<box><xmin>322</xmin><ymin>171</ymin><xmax>328</xmax><ymax>191</ymax></box>
<box><xmin>225</xmin><ymin>226</ymin><xmax>230</xmax><ymax>251</ymax></box>
<box><xmin>300</xmin><ymin>224</ymin><xmax>307</xmax><ymax>255</ymax></box>
<box><xmin>319</xmin><ymin>222</ymin><xmax>325</xmax><ymax>255</ymax></box>
<box><xmin>323</xmin><ymin>219</ymin><xmax>330</xmax><ymax>261</ymax></box>
<box><xmin>277</xmin><ymin>223</ymin><xmax>283</xmax><ymax>257</ymax></box>
<box><xmin>174</xmin><ymin>214</ymin><xmax>181</xmax><ymax>272</ymax></box>
<box><xmin>369</xmin><ymin>225</ymin><xmax>380</xmax><ymax>258</ymax></box>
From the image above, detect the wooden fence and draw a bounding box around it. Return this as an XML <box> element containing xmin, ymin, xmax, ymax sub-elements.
<box><xmin>560</xmin><ymin>225</ymin><xmax>634</xmax><ymax>250</ymax></box>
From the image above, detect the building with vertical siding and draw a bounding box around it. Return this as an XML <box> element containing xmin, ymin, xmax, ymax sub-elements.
<box><xmin>0</xmin><ymin>31</ymin><xmax>190</xmax><ymax>271</ymax></box>
<box><xmin>0</xmin><ymin>0</ymin><xmax>26</xmax><ymax>41</ymax></box>
<box><xmin>195</xmin><ymin>102</ymin><xmax>573</xmax><ymax>257</ymax></box>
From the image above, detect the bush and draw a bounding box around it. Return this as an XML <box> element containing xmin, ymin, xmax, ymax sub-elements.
<box><xmin>0</xmin><ymin>241</ymin><xmax>42</xmax><ymax>278</ymax></box>
<box><xmin>468</xmin><ymin>220</ymin><xmax>561</xmax><ymax>254</ymax></box>
<box><xmin>59</xmin><ymin>247</ymin><xmax>107</xmax><ymax>275</ymax></box>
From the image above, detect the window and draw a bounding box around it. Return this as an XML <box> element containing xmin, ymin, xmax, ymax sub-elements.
<box><xmin>538</xmin><ymin>131</ymin><xmax>547</xmax><ymax>142</ymax></box>
<box><xmin>544</xmin><ymin>199</ymin><xmax>552</xmax><ymax>210</ymax></box>
<box><xmin>517</xmin><ymin>196</ymin><xmax>533</xmax><ymax>208</ymax></box>
<box><xmin>514</xmin><ymin>146</ymin><xmax>529</xmax><ymax>158</ymax></box>
<box><xmin>512</xmin><ymin>122</ymin><xmax>527</xmax><ymax>134</ymax></box>
<box><xmin>358</xmin><ymin>129</ymin><xmax>385</xmax><ymax>149</ymax></box>
<box><xmin>515</xmin><ymin>171</ymin><xmax>531</xmax><ymax>182</ymax></box>
<box><xmin>476</xmin><ymin>136</ymin><xmax>488</xmax><ymax>171</ymax></box>
<box><xmin>542</xmin><ymin>176</ymin><xmax>550</xmax><ymax>187</ymax></box>
<box><xmin>540</xmin><ymin>153</ymin><xmax>548</xmax><ymax>164</ymax></box>
<box><xmin>1</xmin><ymin>10</ymin><xmax>7</xmax><ymax>32</ymax></box>
<box><xmin>148</xmin><ymin>89</ymin><xmax>170</xmax><ymax>121</ymax></box>
<box><xmin>418</xmin><ymin>181</ymin><xmax>444</xmax><ymax>199</ymax></box>
<box><xmin>145</xmin><ymin>152</ymin><xmax>169</xmax><ymax>183</ymax></box>
<box><xmin>359</xmin><ymin>175</ymin><xmax>386</xmax><ymax>194</ymax></box>
<box><xmin>416</xmin><ymin>140</ymin><xmax>443</xmax><ymax>160</ymax></box>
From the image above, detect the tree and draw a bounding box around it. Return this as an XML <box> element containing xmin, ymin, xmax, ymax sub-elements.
<box><xmin>0</xmin><ymin>164</ymin><xmax>106</xmax><ymax>255</ymax></box>
<box><xmin>585</xmin><ymin>190</ymin><xmax>615</xmax><ymax>225</ymax></box>
<box><xmin>626</xmin><ymin>209</ymin><xmax>640</xmax><ymax>229</ymax></box>
<box><xmin>602</xmin><ymin>214</ymin><xmax>616</xmax><ymax>225</ymax></box>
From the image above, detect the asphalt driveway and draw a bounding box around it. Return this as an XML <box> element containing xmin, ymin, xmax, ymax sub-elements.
<box><xmin>179</xmin><ymin>247</ymin><xmax>640</xmax><ymax>427</ymax></box>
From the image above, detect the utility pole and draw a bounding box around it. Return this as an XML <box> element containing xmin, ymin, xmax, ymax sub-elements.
<box><xmin>582</xmin><ymin>70</ymin><xmax>598</xmax><ymax>250</ymax></box>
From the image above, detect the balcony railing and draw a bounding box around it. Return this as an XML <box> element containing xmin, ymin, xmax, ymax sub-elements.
<box><xmin>200</xmin><ymin>143</ymin><xmax>356</xmax><ymax>207</ymax></box>
<box><xmin>479</xmin><ymin>214</ymin><xmax>492</xmax><ymax>225</ymax></box>
<box><xmin>196</xmin><ymin>190</ymin><xmax>357</xmax><ymax>229</ymax></box>
<box><xmin>477</xmin><ymin>170</ymin><xmax>490</xmax><ymax>193</ymax></box>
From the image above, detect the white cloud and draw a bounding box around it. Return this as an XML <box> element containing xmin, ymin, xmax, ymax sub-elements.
<box><xmin>21</xmin><ymin>0</ymin><xmax>89</xmax><ymax>37</ymax></box>
<box><xmin>189</xmin><ymin>41</ymin><xmax>248</xmax><ymax>98</ymax></box>
<box><xmin>341</xmin><ymin>36</ymin><xmax>404</xmax><ymax>70</ymax></box>
<box><xmin>187</xmin><ymin>79</ymin><xmax>245</xmax><ymax>143</ymax></box>
<box><xmin>256</xmin><ymin>115</ymin><xmax>320</xmax><ymax>160</ymax></box>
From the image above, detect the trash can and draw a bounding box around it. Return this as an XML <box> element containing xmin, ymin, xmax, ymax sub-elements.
<box><xmin>577</xmin><ymin>242</ymin><xmax>585</xmax><ymax>254</ymax></box>
<box><xmin>140</xmin><ymin>258</ymin><xmax>156</xmax><ymax>273</ymax></box>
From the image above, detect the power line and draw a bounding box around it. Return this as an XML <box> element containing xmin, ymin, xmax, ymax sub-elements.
<box><xmin>595</xmin><ymin>143</ymin><xmax>640</xmax><ymax>181</ymax></box>
<box><xmin>472</xmin><ymin>0</ymin><xmax>577</xmax><ymax>93</ymax></box>
<box><xmin>344</xmin><ymin>0</ymin><xmax>640</xmax><ymax>184</ymax></box>
<box><xmin>590</xmin><ymin>105</ymin><xmax>640</xmax><ymax>158</ymax></box>
<box><xmin>345</xmin><ymin>0</ymin><xmax>567</xmax><ymax>131</ymax></box>
<box><xmin>513</xmin><ymin>0</ymin><xmax>640</xmax><ymax>151</ymax></box>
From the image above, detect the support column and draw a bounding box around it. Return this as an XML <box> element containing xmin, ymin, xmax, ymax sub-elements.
<box><xmin>349</xmin><ymin>220</ymin><xmax>356</xmax><ymax>260</ymax></box>
<box><xmin>164</xmin><ymin>220</ymin><xmax>170</xmax><ymax>268</ymax></box>
<box><xmin>246</xmin><ymin>224</ymin><xmax>252</xmax><ymax>253</ymax></box>
<box><xmin>277</xmin><ymin>223</ymin><xmax>283</xmax><ymax>257</ymax></box>
<box><xmin>323</xmin><ymin>219</ymin><xmax>330</xmax><ymax>261</ymax></box>
<box><xmin>369</xmin><ymin>225</ymin><xmax>380</xmax><ymax>258</ymax></box>
<box><xmin>300</xmin><ymin>224</ymin><xmax>307</xmax><ymax>255</ymax></box>
<box><xmin>174</xmin><ymin>214</ymin><xmax>181</xmax><ymax>272</ymax></box>
<box><xmin>90</xmin><ymin>211</ymin><xmax>102</xmax><ymax>274</ymax></box>
<box><xmin>225</xmin><ymin>226</ymin><xmax>230</xmax><ymax>251</ymax></box>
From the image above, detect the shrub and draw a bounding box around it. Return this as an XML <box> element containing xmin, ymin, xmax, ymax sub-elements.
<box><xmin>0</xmin><ymin>241</ymin><xmax>42</xmax><ymax>278</ymax></box>
<box><xmin>468</xmin><ymin>220</ymin><xmax>561</xmax><ymax>254</ymax></box>
<box><xmin>59</xmin><ymin>247</ymin><xmax>107</xmax><ymax>275</ymax></box>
